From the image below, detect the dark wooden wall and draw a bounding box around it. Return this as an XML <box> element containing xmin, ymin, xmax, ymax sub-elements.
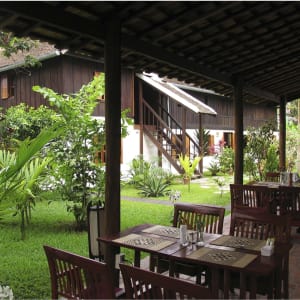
<box><xmin>0</xmin><ymin>55</ymin><xmax>135</xmax><ymax>117</ymax></box>
<box><xmin>170</xmin><ymin>89</ymin><xmax>277</xmax><ymax>130</ymax></box>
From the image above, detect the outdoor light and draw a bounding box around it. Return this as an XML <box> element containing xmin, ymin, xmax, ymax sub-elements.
<box><xmin>87</xmin><ymin>202</ymin><xmax>104</xmax><ymax>260</ymax></box>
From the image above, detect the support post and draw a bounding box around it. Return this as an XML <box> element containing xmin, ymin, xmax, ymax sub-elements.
<box><xmin>233</xmin><ymin>79</ymin><xmax>243</xmax><ymax>184</ymax></box>
<box><xmin>104</xmin><ymin>17</ymin><xmax>121</xmax><ymax>285</ymax></box>
<box><xmin>279</xmin><ymin>96</ymin><xmax>286</xmax><ymax>171</ymax></box>
<box><xmin>198</xmin><ymin>113</ymin><xmax>203</xmax><ymax>175</ymax></box>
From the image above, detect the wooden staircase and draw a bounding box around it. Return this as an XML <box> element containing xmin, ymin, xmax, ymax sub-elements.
<box><xmin>141</xmin><ymin>99</ymin><xmax>201</xmax><ymax>174</ymax></box>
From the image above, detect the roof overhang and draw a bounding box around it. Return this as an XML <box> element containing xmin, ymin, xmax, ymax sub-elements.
<box><xmin>137</xmin><ymin>73</ymin><xmax>217</xmax><ymax>116</ymax></box>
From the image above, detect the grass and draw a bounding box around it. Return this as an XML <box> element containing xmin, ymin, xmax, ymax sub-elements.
<box><xmin>0</xmin><ymin>177</ymin><xmax>232</xmax><ymax>299</ymax></box>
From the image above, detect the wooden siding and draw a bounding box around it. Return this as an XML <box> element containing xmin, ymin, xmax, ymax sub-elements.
<box><xmin>173</xmin><ymin>89</ymin><xmax>277</xmax><ymax>130</ymax></box>
<box><xmin>0</xmin><ymin>55</ymin><xmax>135</xmax><ymax>117</ymax></box>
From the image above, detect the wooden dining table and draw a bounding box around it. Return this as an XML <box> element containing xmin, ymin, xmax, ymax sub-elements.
<box><xmin>99</xmin><ymin>223</ymin><xmax>285</xmax><ymax>299</ymax></box>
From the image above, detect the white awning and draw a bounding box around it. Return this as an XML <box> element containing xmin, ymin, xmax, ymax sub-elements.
<box><xmin>137</xmin><ymin>73</ymin><xmax>217</xmax><ymax>115</ymax></box>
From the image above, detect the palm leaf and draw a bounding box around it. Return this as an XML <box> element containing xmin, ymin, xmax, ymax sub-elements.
<box><xmin>0</xmin><ymin>126</ymin><xmax>64</xmax><ymax>185</ymax></box>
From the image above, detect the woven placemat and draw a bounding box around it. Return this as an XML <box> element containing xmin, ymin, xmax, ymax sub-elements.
<box><xmin>188</xmin><ymin>247</ymin><xmax>257</xmax><ymax>268</ymax></box>
<box><xmin>210</xmin><ymin>235</ymin><xmax>266</xmax><ymax>251</ymax></box>
<box><xmin>142</xmin><ymin>225</ymin><xmax>180</xmax><ymax>238</ymax></box>
<box><xmin>113</xmin><ymin>233</ymin><xmax>175</xmax><ymax>251</ymax></box>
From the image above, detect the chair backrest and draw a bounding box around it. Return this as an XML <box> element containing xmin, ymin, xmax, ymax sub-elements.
<box><xmin>43</xmin><ymin>245</ymin><xmax>115</xmax><ymax>299</ymax></box>
<box><xmin>230</xmin><ymin>184</ymin><xmax>272</xmax><ymax>212</ymax></box>
<box><xmin>265</xmin><ymin>172</ymin><xmax>280</xmax><ymax>182</ymax></box>
<box><xmin>278</xmin><ymin>186</ymin><xmax>300</xmax><ymax>226</ymax></box>
<box><xmin>119</xmin><ymin>263</ymin><xmax>213</xmax><ymax>299</ymax></box>
<box><xmin>173</xmin><ymin>203</ymin><xmax>225</xmax><ymax>234</ymax></box>
<box><xmin>230</xmin><ymin>209</ymin><xmax>291</xmax><ymax>244</ymax></box>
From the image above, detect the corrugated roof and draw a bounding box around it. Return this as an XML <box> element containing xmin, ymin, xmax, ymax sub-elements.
<box><xmin>137</xmin><ymin>73</ymin><xmax>217</xmax><ymax>115</ymax></box>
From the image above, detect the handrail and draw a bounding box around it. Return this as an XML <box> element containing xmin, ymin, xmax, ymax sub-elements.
<box><xmin>141</xmin><ymin>98</ymin><xmax>201</xmax><ymax>173</ymax></box>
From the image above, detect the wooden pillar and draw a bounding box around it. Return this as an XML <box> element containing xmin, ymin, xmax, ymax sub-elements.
<box><xmin>198</xmin><ymin>113</ymin><xmax>203</xmax><ymax>175</ymax></box>
<box><xmin>279</xmin><ymin>96</ymin><xmax>286</xmax><ymax>171</ymax></box>
<box><xmin>233</xmin><ymin>79</ymin><xmax>243</xmax><ymax>184</ymax></box>
<box><xmin>103</xmin><ymin>17</ymin><xmax>121</xmax><ymax>285</ymax></box>
<box><xmin>138</xmin><ymin>80</ymin><xmax>144</xmax><ymax>156</ymax></box>
<box><xmin>182</xmin><ymin>106</ymin><xmax>187</xmax><ymax>155</ymax></box>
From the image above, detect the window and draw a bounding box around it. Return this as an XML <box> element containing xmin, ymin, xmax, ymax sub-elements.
<box><xmin>1</xmin><ymin>74</ymin><xmax>15</xmax><ymax>100</ymax></box>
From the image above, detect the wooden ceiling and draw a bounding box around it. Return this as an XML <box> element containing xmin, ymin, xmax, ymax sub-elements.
<box><xmin>1</xmin><ymin>1</ymin><xmax>299</xmax><ymax>106</ymax></box>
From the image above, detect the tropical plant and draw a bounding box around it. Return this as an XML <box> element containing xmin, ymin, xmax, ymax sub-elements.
<box><xmin>218</xmin><ymin>147</ymin><xmax>234</xmax><ymax>174</ymax></box>
<box><xmin>207</xmin><ymin>159</ymin><xmax>220</xmax><ymax>176</ymax></box>
<box><xmin>244</xmin><ymin>121</ymin><xmax>278</xmax><ymax>181</ymax></box>
<box><xmin>0</xmin><ymin>126</ymin><xmax>64</xmax><ymax>239</ymax></box>
<box><xmin>136</xmin><ymin>167</ymin><xmax>171</xmax><ymax>197</ymax></box>
<box><xmin>0</xmin><ymin>103</ymin><xmax>58</xmax><ymax>150</ymax></box>
<box><xmin>178</xmin><ymin>154</ymin><xmax>201</xmax><ymax>180</ymax></box>
<box><xmin>33</xmin><ymin>74</ymin><xmax>132</xmax><ymax>229</ymax></box>
<box><xmin>128</xmin><ymin>155</ymin><xmax>152</xmax><ymax>185</ymax></box>
<box><xmin>178</xmin><ymin>154</ymin><xmax>201</xmax><ymax>191</ymax></box>
<box><xmin>193</xmin><ymin>129</ymin><xmax>210</xmax><ymax>155</ymax></box>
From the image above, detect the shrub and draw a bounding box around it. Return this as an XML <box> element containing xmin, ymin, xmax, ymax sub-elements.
<box><xmin>218</xmin><ymin>147</ymin><xmax>234</xmax><ymax>174</ymax></box>
<box><xmin>136</xmin><ymin>167</ymin><xmax>171</xmax><ymax>197</ymax></box>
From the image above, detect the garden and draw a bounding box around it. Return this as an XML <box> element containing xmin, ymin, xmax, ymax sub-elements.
<box><xmin>0</xmin><ymin>72</ymin><xmax>298</xmax><ymax>298</ymax></box>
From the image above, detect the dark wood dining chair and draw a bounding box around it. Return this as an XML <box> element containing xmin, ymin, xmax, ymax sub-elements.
<box><xmin>277</xmin><ymin>185</ymin><xmax>300</xmax><ymax>229</ymax></box>
<box><xmin>152</xmin><ymin>203</ymin><xmax>225</xmax><ymax>284</ymax></box>
<box><xmin>43</xmin><ymin>245</ymin><xmax>123</xmax><ymax>299</ymax></box>
<box><xmin>230</xmin><ymin>183</ymin><xmax>273</xmax><ymax>212</ymax></box>
<box><xmin>120</xmin><ymin>263</ymin><xmax>213</xmax><ymax>299</ymax></box>
<box><xmin>265</xmin><ymin>172</ymin><xmax>280</xmax><ymax>182</ymax></box>
<box><xmin>229</xmin><ymin>209</ymin><xmax>292</xmax><ymax>299</ymax></box>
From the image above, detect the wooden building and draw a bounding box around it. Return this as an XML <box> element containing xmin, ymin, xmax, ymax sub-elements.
<box><xmin>0</xmin><ymin>45</ymin><xmax>277</xmax><ymax>172</ymax></box>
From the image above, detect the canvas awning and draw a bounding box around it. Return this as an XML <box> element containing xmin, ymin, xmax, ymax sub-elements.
<box><xmin>137</xmin><ymin>73</ymin><xmax>217</xmax><ymax>115</ymax></box>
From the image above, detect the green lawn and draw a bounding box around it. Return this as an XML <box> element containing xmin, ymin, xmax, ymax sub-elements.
<box><xmin>0</xmin><ymin>179</ymin><xmax>232</xmax><ymax>299</ymax></box>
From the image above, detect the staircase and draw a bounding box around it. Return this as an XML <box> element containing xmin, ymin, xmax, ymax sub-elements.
<box><xmin>141</xmin><ymin>99</ymin><xmax>201</xmax><ymax>174</ymax></box>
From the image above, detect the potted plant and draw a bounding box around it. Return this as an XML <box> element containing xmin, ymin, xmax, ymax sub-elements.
<box><xmin>178</xmin><ymin>154</ymin><xmax>201</xmax><ymax>191</ymax></box>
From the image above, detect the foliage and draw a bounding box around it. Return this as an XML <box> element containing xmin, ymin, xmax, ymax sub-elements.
<box><xmin>286</xmin><ymin>122</ymin><xmax>298</xmax><ymax>172</ymax></box>
<box><xmin>264</xmin><ymin>143</ymin><xmax>279</xmax><ymax>176</ymax></box>
<box><xmin>207</xmin><ymin>158</ymin><xmax>220</xmax><ymax>176</ymax></box>
<box><xmin>128</xmin><ymin>155</ymin><xmax>152</xmax><ymax>185</ymax></box>
<box><xmin>193</xmin><ymin>129</ymin><xmax>210</xmax><ymax>155</ymax></box>
<box><xmin>0</xmin><ymin>31</ymin><xmax>41</xmax><ymax>71</ymax></box>
<box><xmin>33</xmin><ymin>74</ymin><xmax>132</xmax><ymax>229</ymax></box>
<box><xmin>213</xmin><ymin>177</ymin><xmax>226</xmax><ymax>198</ymax></box>
<box><xmin>244</xmin><ymin>121</ymin><xmax>278</xmax><ymax>181</ymax></box>
<box><xmin>0</xmin><ymin>103</ymin><xmax>58</xmax><ymax>150</ymax></box>
<box><xmin>217</xmin><ymin>147</ymin><xmax>234</xmax><ymax>174</ymax></box>
<box><xmin>136</xmin><ymin>167</ymin><xmax>171</xmax><ymax>197</ymax></box>
<box><xmin>178</xmin><ymin>154</ymin><xmax>201</xmax><ymax>192</ymax></box>
<box><xmin>178</xmin><ymin>154</ymin><xmax>201</xmax><ymax>180</ymax></box>
<box><xmin>0</xmin><ymin>126</ymin><xmax>64</xmax><ymax>239</ymax></box>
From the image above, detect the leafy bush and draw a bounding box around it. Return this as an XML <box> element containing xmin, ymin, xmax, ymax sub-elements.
<box><xmin>0</xmin><ymin>103</ymin><xmax>58</xmax><ymax>150</ymax></box>
<box><xmin>33</xmin><ymin>75</ymin><xmax>133</xmax><ymax>229</ymax></box>
<box><xmin>218</xmin><ymin>147</ymin><xmax>234</xmax><ymax>174</ymax></box>
<box><xmin>244</xmin><ymin>121</ymin><xmax>278</xmax><ymax>180</ymax></box>
<box><xmin>128</xmin><ymin>155</ymin><xmax>152</xmax><ymax>185</ymax></box>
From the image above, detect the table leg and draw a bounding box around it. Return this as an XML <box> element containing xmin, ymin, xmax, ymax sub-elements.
<box><xmin>210</xmin><ymin>267</ymin><xmax>220</xmax><ymax>299</ymax></box>
<box><xmin>134</xmin><ymin>250</ymin><xmax>141</xmax><ymax>267</ymax></box>
<box><xmin>249</xmin><ymin>275</ymin><xmax>257</xmax><ymax>299</ymax></box>
<box><xmin>239</xmin><ymin>272</ymin><xmax>246</xmax><ymax>299</ymax></box>
<box><xmin>223</xmin><ymin>270</ymin><xmax>230</xmax><ymax>299</ymax></box>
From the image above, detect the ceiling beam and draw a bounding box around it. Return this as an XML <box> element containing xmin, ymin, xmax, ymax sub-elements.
<box><xmin>0</xmin><ymin>2</ymin><xmax>280</xmax><ymax>104</ymax></box>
